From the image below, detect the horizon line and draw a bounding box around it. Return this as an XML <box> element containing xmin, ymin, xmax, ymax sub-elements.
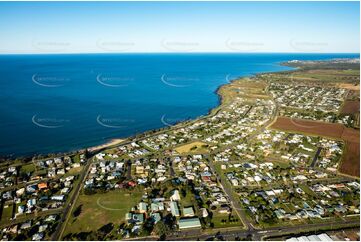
<box><xmin>0</xmin><ymin>52</ymin><xmax>360</xmax><ymax>56</ymax></box>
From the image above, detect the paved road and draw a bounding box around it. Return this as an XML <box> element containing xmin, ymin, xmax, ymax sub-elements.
<box><xmin>46</xmin><ymin>81</ymin><xmax>359</xmax><ymax>241</ymax></box>
<box><xmin>206</xmin><ymin>100</ymin><xmax>280</xmax><ymax>235</ymax></box>
<box><xmin>51</xmin><ymin>157</ymin><xmax>94</xmax><ymax>240</ymax></box>
<box><xmin>0</xmin><ymin>208</ymin><xmax>62</xmax><ymax>229</ymax></box>
<box><xmin>311</xmin><ymin>147</ymin><xmax>322</xmax><ymax>168</ymax></box>
<box><xmin>47</xmin><ymin>106</ymin><xmax>224</xmax><ymax>240</ymax></box>
<box><xmin>208</xmin><ymin>158</ymin><xmax>252</xmax><ymax>231</ymax></box>
<box><xmin>164</xmin><ymin>219</ymin><xmax>359</xmax><ymax>241</ymax></box>
<box><xmin>124</xmin><ymin>219</ymin><xmax>359</xmax><ymax>241</ymax></box>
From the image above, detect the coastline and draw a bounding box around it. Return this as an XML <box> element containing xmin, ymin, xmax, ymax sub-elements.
<box><xmin>70</xmin><ymin>57</ymin><xmax>357</xmax><ymax>157</ymax></box>
<box><xmin>1</xmin><ymin>57</ymin><xmax>353</xmax><ymax>161</ymax></box>
<box><xmin>54</xmin><ymin>62</ymin><xmax>295</xmax><ymax>157</ymax></box>
<box><xmin>88</xmin><ymin>138</ymin><xmax>126</xmax><ymax>152</ymax></box>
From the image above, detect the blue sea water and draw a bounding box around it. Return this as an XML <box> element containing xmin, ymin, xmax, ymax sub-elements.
<box><xmin>0</xmin><ymin>53</ymin><xmax>358</xmax><ymax>157</ymax></box>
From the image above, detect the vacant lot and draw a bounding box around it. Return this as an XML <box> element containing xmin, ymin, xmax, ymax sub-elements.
<box><xmin>64</xmin><ymin>189</ymin><xmax>143</xmax><ymax>236</ymax></box>
<box><xmin>175</xmin><ymin>141</ymin><xmax>208</xmax><ymax>154</ymax></box>
<box><xmin>218</xmin><ymin>78</ymin><xmax>269</xmax><ymax>105</ymax></box>
<box><xmin>341</xmin><ymin>100</ymin><xmax>360</xmax><ymax>114</ymax></box>
<box><xmin>271</xmin><ymin>117</ymin><xmax>360</xmax><ymax>177</ymax></box>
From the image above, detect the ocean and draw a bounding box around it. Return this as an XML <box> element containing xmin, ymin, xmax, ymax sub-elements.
<box><xmin>0</xmin><ymin>53</ymin><xmax>358</xmax><ymax>157</ymax></box>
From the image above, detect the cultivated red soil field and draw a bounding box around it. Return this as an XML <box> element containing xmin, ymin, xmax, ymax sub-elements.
<box><xmin>271</xmin><ymin>117</ymin><xmax>360</xmax><ymax>177</ymax></box>
<box><xmin>270</xmin><ymin>117</ymin><xmax>345</xmax><ymax>138</ymax></box>
<box><xmin>341</xmin><ymin>100</ymin><xmax>360</xmax><ymax>114</ymax></box>
<box><xmin>339</xmin><ymin>141</ymin><xmax>360</xmax><ymax>177</ymax></box>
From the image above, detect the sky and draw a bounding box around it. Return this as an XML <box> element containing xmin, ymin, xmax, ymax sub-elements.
<box><xmin>0</xmin><ymin>1</ymin><xmax>359</xmax><ymax>54</ymax></box>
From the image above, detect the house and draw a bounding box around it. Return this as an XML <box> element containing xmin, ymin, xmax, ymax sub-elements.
<box><xmin>26</xmin><ymin>185</ymin><xmax>37</xmax><ymax>193</ymax></box>
<box><xmin>9</xmin><ymin>225</ymin><xmax>18</xmax><ymax>234</ymax></box>
<box><xmin>170</xmin><ymin>190</ymin><xmax>181</xmax><ymax>201</ymax></box>
<box><xmin>151</xmin><ymin>202</ymin><xmax>164</xmax><ymax>212</ymax></box>
<box><xmin>45</xmin><ymin>215</ymin><xmax>57</xmax><ymax>222</ymax></box>
<box><xmin>18</xmin><ymin>205</ymin><xmax>25</xmax><ymax>214</ymax></box>
<box><xmin>200</xmin><ymin>208</ymin><xmax>209</xmax><ymax>218</ymax></box>
<box><xmin>61</xmin><ymin>187</ymin><xmax>70</xmax><ymax>194</ymax></box>
<box><xmin>57</xmin><ymin>169</ymin><xmax>65</xmax><ymax>175</ymax></box>
<box><xmin>16</xmin><ymin>188</ymin><xmax>25</xmax><ymax>197</ymax></box>
<box><xmin>20</xmin><ymin>221</ymin><xmax>32</xmax><ymax>230</ymax></box>
<box><xmin>286</xmin><ymin>233</ymin><xmax>331</xmax><ymax>242</ymax></box>
<box><xmin>136</xmin><ymin>166</ymin><xmax>144</xmax><ymax>174</ymax></box>
<box><xmin>38</xmin><ymin>183</ymin><xmax>48</xmax><ymax>190</ymax></box>
<box><xmin>27</xmin><ymin>198</ymin><xmax>36</xmax><ymax>208</ymax></box>
<box><xmin>152</xmin><ymin>197</ymin><xmax>165</xmax><ymax>202</ymax></box>
<box><xmin>138</xmin><ymin>202</ymin><xmax>148</xmax><ymax>213</ymax></box>
<box><xmin>137</xmin><ymin>178</ymin><xmax>147</xmax><ymax>185</ymax></box>
<box><xmin>178</xmin><ymin>217</ymin><xmax>202</xmax><ymax>230</ymax></box>
<box><xmin>218</xmin><ymin>205</ymin><xmax>231</xmax><ymax>214</ymax></box>
<box><xmin>170</xmin><ymin>201</ymin><xmax>180</xmax><ymax>217</ymax></box>
<box><xmin>317</xmin><ymin>233</ymin><xmax>333</xmax><ymax>241</ymax></box>
<box><xmin>307</xmin><ymin>235</ymin><xmax>322</xmax><ymax>241</ymax></box>
<box><xmin>334</xmin><ymin>205</ymin><xmax>347</xmax><ymax>213</ymax></box>
<box><xmin>32</xmin><ymin>232</ymin><xmax>44</xmax><ymax>241</ymax></box>
<box><xmin>132</xmin><ymin>213</ymin><xmax>144</xmax><ymax>225</ymax></box>
<box><xmin>125</xmin><ymin>213</ymin><xmax>133</xmax><ymax>221</ymax></box>
<box><xmin>51</xmin><ymin>195</ymin><xmax>65</xmax><ymax>201</ymax></box>
<box><xmin>274</xmin><ymin>209</ymin><xmax>286</xmax><ymax>219</ymax></box>
<box><xmin>151</xmin><ymin>213</ymin><xmax>162</xmax><ymax>223</ymax></box>
<box><xmin>126</xmin><ymin>212</ymin><xmax>144</xmax><ymax>224</ymax></box>
<box><xmin>231</xmin><ymin>179</ymin><xmax>239</xmax><ymax>186</ymax></box>
<box><xmin>202</xmin><ymin>176</ymin><xmax>211</xmax><ymax>183</ymax></box>
<box><xmin>38</xmin><ymin>224</ymin><xmax>48</xmax><ymax>233</ymax></box>
<box><xmin>183</xmin><ymin>207</ymin><xmax>195</xmax><ymax>217</ymax></box>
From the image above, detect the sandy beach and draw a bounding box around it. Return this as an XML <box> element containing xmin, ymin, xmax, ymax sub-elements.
<box><xmin>88</xmin><ymin>138</ymin><xmax>125</xmax><ymax>152</ymax></box>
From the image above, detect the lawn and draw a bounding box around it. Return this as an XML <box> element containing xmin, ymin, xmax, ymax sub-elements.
<box><xmin>266</xmin><ymin>157</ymin><xmax>291</xmax><ymax>169</ymax></box>
<box><xmin>211</xmin><ymin>212</ymin><xmax>242</xmax><ymax>229</ymax></box>
<box><xmin>299</xmin><ymin>184</ymin><xmax>317</xmax><ymax>197</ymax></box>
<box><xmin>20</xmin><ymin>163</ymin><xmax>36</xmax><ymax>174</ymax></box>
<box><xmin>174</xmin><ymin>141</ymin><xmax>209</xmax><ymax>154</ymax></box>
<box><xmin>180</xmin><ymin>189</ymin><xmax>195</xmax><ymax>208</ymax></box>
<box><xmin>1</xmin><ymin>204</ymin><xmax>13</xmax><ymax>224</ymax></box>
<box><xmin>63</xmin><ymin>188</ymin><xmax>143</xmax><ymax>235</ymax></box>
<box><xmin>279</xmin><ymin>203</ymin><xmax>294</xmax><ymax>213</ymax></box>
<box><xmin>72</xmin><ymin>154</ymin><xmax>81</xmax><ymax>163</ymax></box>
<box><xmin>64</xmin><ymin>166</ymin><xmax>83</xmax><ymax>177</ymax></box>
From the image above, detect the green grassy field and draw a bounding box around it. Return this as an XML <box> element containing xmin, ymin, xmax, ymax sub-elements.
<box><xmin>20</xmin><ymin>163</ymin><xmax>36</xmax><ymax>173</ymax></box>
<box><xmin>63</xmin><ymin>188</ymin><xmax>143</xmax><ymax>235</ymax></box>
<box><xmin>211</xmin><ymin>212</ymin><xmax>242</xmax><ymax>228</ymax></box>
<box><xmin>180</xmin><ymin>189</ymin><xmax>195</xmax><ymax>208</ymax></box>
<box><xmin>1</xmin><ymin>204</ymin><xmax>13</xmax><ymax>224</ymax></box>
<box><xmin>64</xmin><ymin>166</ymin><xmax>83</xmax><ymax>177</ymax></box>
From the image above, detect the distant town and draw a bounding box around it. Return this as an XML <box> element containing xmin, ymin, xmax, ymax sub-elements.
<box><xmin>0</xmin><ymin>59</ymin><xmax>359</xmax><ymax>241</ymax></box>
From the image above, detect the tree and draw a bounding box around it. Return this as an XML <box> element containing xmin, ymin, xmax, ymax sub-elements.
<box><xmin>153</xmin><ymin>221</ymin><xmax>169</xmax><ymax>237</ymax></box>
<box><xmin>98</xmin><ymin>223</ymin><xmax>114</xmax><ymax>235</ymax></box>
<box><xmin>181</xmin><ymin>188</ymin><xmax>187</xmax><ymax>197</ymax></box>
<box><xmin>73</xmin><ymin>205</ymin><xmax>82</xmax><ymax>218</ymax></box>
